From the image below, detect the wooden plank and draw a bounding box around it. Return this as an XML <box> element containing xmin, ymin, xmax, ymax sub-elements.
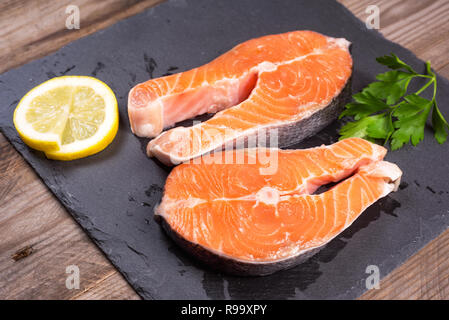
<box><xmin>0</xmin><ymin>0</ymin><xmax>448</xmax><ymax>299</ymax></box>
<box><xmin>0</xmin><ymin>0</ymin><xmax>164</xmax><ymax>75</ymax></box>
<box><xmin>71</xmin><ymin>272</ymin><xmax>140</xmax><ymax>300</ymax></box>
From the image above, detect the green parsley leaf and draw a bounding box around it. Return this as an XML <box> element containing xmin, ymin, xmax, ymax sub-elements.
<box><xmin>339</xmin><ymin>91</ymin><xmax>390</xmax><ymax>120</ymax></box>
<box><xmin>338</xmin><ymin>54</ymin><xmax>449</xmax><ymax>150</ymax></box>
<box><xmin>365</xmin><ymin>71</ymin><xmax>414</xmax><ymax>105</ymax></box>
<box><xmin>432</xmin><ymin>103</ymin><xmax>449</xmax><ymax>144</ymax></box>
<box><xmin>390</xmin><ymin>103</ymin><xmax>431</xmax><ymax>150</ymax></box>
<box><xmin>376</xmin><ymin>53</ymin><xmax>417</xmax><ymax>74</ymax></box>
<box><xmin>339</xmin><ymin>114</ymin><xmax>390</xmax><ymax>141</ymax></box>
<box><xmin>393</xmin><ymin>94</ymin><xmax>432</xmax><ymax>119</ymax></box>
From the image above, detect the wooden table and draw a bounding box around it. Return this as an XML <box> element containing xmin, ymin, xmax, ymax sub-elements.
<box><xmin>1</xmin><ymin>0</ymin><xmax>448</xmax><ymax>300</ymax></box>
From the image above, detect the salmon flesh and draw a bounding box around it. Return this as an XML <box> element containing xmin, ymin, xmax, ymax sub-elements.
<box><xmin>155</xmin><ymin>138</ymin><xmax>402</xmax><ymax>275</ymax></box>
<box><xmin>128</xmin><ymin>31</ymin><xmax>353</xmax><ymax>165</ymax></box>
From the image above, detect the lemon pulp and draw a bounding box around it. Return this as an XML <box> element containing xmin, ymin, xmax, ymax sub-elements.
<box><xmin>14</xmin><ymin>76</ymin><xmax>118</xmax><ymax>160</ymax></box>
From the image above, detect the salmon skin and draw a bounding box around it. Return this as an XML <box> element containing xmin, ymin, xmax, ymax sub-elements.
<box><xmin>155</xmin><ymin>138</ymin><xmax>402</xmax><ymax>276</ymax></box>
<box><xmin>128</xmin><ymin>31</ymin><xmax>353</xmax><ymax>165</ymax></box>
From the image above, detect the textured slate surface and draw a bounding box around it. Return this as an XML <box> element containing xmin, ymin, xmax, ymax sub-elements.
<box><xmin>1</xmin><ymin>0</ymin><xmax>449</xmax><ymax>299</ymax></box>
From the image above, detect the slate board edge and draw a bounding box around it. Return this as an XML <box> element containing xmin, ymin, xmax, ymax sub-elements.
<box><xmin>0</xmin><ymin>0</ymin><xmax>448</xmax><ymax>300</ymax></box>
<box><xmin>338</xmin><ymin>0</ymin><xmax>449</xmax><ymax>87</ymax></box>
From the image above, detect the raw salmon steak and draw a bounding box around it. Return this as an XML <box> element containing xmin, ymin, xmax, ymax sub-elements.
<box><xmin>128</xmin><ymin>30</ymin><xmax>353</xmax><ymax>165</ymax></box>
<box><xmin>155</xmin><ymin>138</ymin><xmax>402</xmax><ymax>275</ymax></box>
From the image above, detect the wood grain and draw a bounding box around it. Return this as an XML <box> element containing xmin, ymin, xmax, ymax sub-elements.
<box><xmin>0</xmin><ymin>0</ymin><xmax>448</xmax><ymax>299</ymax></box>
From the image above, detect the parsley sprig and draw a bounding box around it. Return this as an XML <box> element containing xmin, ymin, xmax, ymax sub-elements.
<box><xmin>339</xmin><ymin>54</ymin><xmax>449</xmax><ymax>150</ymax></box>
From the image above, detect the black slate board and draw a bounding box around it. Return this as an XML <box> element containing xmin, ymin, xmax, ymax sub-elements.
<box><xmin>1</xmin><ymin>0</ymin><xmax>449</xmax><ymax>300</ymax></box>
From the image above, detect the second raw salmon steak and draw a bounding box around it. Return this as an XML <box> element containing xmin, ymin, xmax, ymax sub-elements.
<box><xmin>128</xmin><ymin>31</ymin><xmax>353</xmax><ymax>165</ymax></box>
<box><xmin>155</xmin><ymin>138</ymin><xmax>402</xmax><ymax>275</ymax></box>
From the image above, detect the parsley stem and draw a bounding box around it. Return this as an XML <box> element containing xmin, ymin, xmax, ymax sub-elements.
<box><xmin>416</xmin><ymin>77</ymin><xmax>435</xmax><ymax>96</ymax></box>
<box><xmin>415</xmin><ymin>74</ymin><xmax>433</xmax><ymax>79</ymax></box>
<box><xmin>433</xmin><ymin>77</ymin><xmax>437</xmax><ymax>100</ymax></box>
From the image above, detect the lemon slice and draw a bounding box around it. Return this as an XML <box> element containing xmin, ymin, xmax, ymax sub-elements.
<box><xmin>13</xmin><ymin>76</ymin><xmax>118</xmax><ymax>160</ymax></box>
